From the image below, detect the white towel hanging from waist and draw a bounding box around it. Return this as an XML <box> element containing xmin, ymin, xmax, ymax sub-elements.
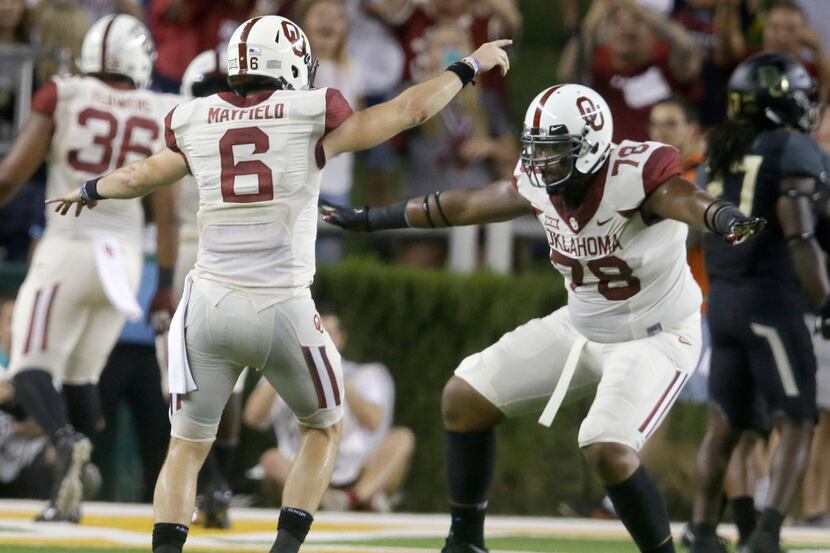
<box><xmin>93</xmin><ymin>237</ymin><xmax>142</xmax><ymax>322</ymax></box>
<box><xmin>167</xmin><ymin>272</ymin><xmax>197</xmax><ymax>395</ymax></box>
<box><xmin>538</xmin><ymin>336</ymin><xmax>588</xmax><ymax>427</ymax></box>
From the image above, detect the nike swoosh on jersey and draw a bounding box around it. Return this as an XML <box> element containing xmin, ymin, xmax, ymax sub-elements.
<box><xmin>596</xmin><ymin>217</ymin><xmax>612</xmax><ymax>226</ymax></box>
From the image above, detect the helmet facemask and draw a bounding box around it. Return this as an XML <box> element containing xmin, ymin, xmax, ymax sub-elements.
<box><xmin>520</xmin><ymin>124</ymin><xmax>591</xmax><ymax>191</ymax></box>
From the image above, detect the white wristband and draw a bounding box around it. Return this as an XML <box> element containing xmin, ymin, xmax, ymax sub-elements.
<box><xmin>461</xmin><ymin>56</ymin><xmax>481</xmax><ymax>76</ymax></box>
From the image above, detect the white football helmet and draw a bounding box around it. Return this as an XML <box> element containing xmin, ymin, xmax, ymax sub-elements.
<box><xmin>78</xmin><ymin>14</ymin><xmax>156</xmax><ymax>89</ymax></box>
<box><xmin>520</xmin><ymin>84</ymin><xmax>614</xmax><ymax>190</ymax></box>
<box><xmin>226</xmin><ymin>15</ymin><xmax>318</xmax><ymax>91</ymax></box>
<box><xmin>181</xmin><ymin>49</ymin><xmax>229</xmax><ymax>98</ymax></box>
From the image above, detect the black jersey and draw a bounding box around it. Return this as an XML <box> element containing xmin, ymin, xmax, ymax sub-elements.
<box><xmin>703</xmin><ymin>130</ymin><xmax>828</xmax><ymax>292</ymax></box>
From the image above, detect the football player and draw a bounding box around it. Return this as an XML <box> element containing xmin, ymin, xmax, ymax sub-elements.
<box><xmin>0</xmin><ymin>14</ymin><xmax>180</xmax><ymax>522</ymax></box>
<box><xmin>690</xmin><ymin>52</ymin><xmax>830</xmax><ymax>553</ymax></box>
<box><xmin>320</xmin><ymin>83</ymin><xmax>764</xmax><ymax>553</ymax></box>
<box><xmin>47</xmin><ymin>15</ymin><xmax>511</xmax><ymax>553</ymax></box>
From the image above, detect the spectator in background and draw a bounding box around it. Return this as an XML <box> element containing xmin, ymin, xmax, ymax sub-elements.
<box><xmin>672</xmin><ymin>0</ymin><xmax>748</xmax><ymax>126</ymax></box>
<box><xmin>400</xmin><ymin>21</ymin><xmax>516</xmax><ymax>267</ymax></box>
<box><xmin>79</xmin><ymin>0</ymin><xmax>144</xmax><ymax>22</ymax></box>
<box><xmin>558</xmin><ymin>0</ymin><xmax>701</xmax><ymax>142</ymax></box>
<box><xmin>298</xmin><ymin>0</ymin><xmax>364</xmax><ymax>262</ymax></box>
<box><xmin>29</xmin><ymin>0</ymin><xmax>90</xmax><ymax>81</ymax></box>
<box><xmin>149</xmin><ymin>0</ymin><xmax>255</xmax><ymax>92</ymax></box>
<box><xmin>758</xmin><ymin>1</ymin><xmax>830</xmax><ymax>101</ymax></box>
<box><xmin>244</xmin><ymin>307</ymin><xmax>415</xmax><ymax>512</ymax></box>
<box><xmin>0</xmin><ymin>0</ymin><xmax>45</xmax><ymax>264</ymax></box>
<box><xmin>0</xmin><ymin>297</ymin><xmax>12</xmax><ymax>368</ymax></box>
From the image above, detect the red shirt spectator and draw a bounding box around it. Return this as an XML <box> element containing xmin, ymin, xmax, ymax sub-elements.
<box><xmin>149</xmin><ymin>0</ymin><xmax>211</xmax><ymax>83</ymax></box>
<box><xmin>591</xmin><ymin>41</ymin><xmax>700</xmax><ymax>142</ymax></box>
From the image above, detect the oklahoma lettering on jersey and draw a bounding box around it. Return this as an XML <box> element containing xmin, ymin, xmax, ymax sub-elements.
<box><xmin>516</xmin><ymin>140</ymin><xmax>702</xmax><ymax>342</ymax></box>
<box><xmin>165</xmin><ymin>87</ymin><xmax>352</xmax><ymax>295</ymax></box>
<box><xmin>31</xmin><ymin>76</ymin><xmax>180</xmax><ymax>243</ymax></box>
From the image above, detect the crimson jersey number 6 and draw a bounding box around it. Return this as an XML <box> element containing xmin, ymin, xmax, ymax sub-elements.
<box><xmin>219</xmin><ymin>127</ymin><xmax>274</xmax><ymax>203</ymax></box>
<box><xmin>549</xmin><ymin>250</ymin><xmax>641</xmax><ymax>301</ymax></box>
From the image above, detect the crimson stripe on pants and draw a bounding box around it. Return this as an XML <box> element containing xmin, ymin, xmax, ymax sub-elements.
<box><xmin>302</xmin><ymin>346</ymin><xmax>326</xmax><ymax>408</ymax></box>
<box><xmin>41</xmin><ymin>284</ymin><xmax>59</xmax><ymax>351</ymax></box>
<box><xmin>645</xmin><ymin>374</ymin><xmax>688</xmax><ymax>440</ymax></box>
<box><xmin>318</xmin><ymin>346</ymin><xmax>340</xmax><ymax>406</ymax></box>
<box><xmin>23</xmin><ymin>288</ymin><xmax>42</xmax><ymax>355</ymax></box>
<box><xmin>639</xmin><ymin>370</ymin><xmax>681</xmax><ymax>432</ymax></box>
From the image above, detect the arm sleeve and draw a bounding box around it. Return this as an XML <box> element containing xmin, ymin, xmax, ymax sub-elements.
<box><xmin>315</xmin><ymin>88</ymin><xmax>355</xmax><ymax>169</ymax></box>
<box><xmin>163</xmin><ymin>107</ymin><xmax>180</xmax><ymax>153</ymax></box>
<box><xmin>324</xmin><ymin>88</ymin><xmax>354</xmax><ymax>132</ymax></box>
<box><xmin>31</xmin><ymin>80</ymin><xmax>58</xmax><ymax>118</ymax></box>
<box><xmin>642</xmin><ymin>145</ymin><xmax>683</xmax><ymax>197</ymax></box>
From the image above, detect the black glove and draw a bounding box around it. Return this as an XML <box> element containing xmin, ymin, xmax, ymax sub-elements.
<box><xmin>319</xmin><ymin>199</ymin><xmax>371</xmax><ymax>231</ymax></box>
<box><xmin>724</xmin><ymin>216</ymin><xmax>766</xmax><ymax>245</ymax></box>
<box><xmin>818</xmin><ymin>297</ymin><xmax>830</xmax><ymax>339</ymax></box>
<box><xmin>707</xmin><ymin>202</ymin><xmax>766</xmax><ymax>245</ymax></box>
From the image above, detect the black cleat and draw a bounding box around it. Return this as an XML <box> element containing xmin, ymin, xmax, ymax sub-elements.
<box><xmin>193</xmin><ymin>488</ymin><xmax>232</xmax><ymax>529</ymax></box>
<box><xmin>745</xmin><ymin>529</ymin><xmax>784</xmax><ymax>553</ymax></box>
<box><xmin>441</xmin><ymin>539</ymin><xmax>488</xmax><ymax>553</ymax></box>
<box><xmin>35</xmin><ymin>429</ymin><xmax>91</xmax><ymax>524</ymax></box>
<box><xmin>688</xmin><ymin>533</ymin><xmax>729</xmax><ymax>553</ymax></box>
<box><xmin>681</xmin><ymin>523</ymin><xmax>728</xmax><ymax>552</ymax></box>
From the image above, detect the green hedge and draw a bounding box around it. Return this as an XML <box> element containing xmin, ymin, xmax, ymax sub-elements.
<box><xmin>305</xmin><ymin>258</ymin><xmax>706</xmax><ymax>516</ymax></box>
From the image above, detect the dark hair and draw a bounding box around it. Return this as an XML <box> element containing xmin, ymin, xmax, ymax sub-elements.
<box><xmin>706</xmin><ymin>119</ymin><xmax>762</xmax><ymax>181</ymax></box>
<box><xmin>652</xmin><ymin>96</ymin><xmax>699</xmax><ymax>125</ymax></box>
<box><xmin>227</xmin><ymin>74</ymin><xmax>285</xmax><ymax>96</ymax></box>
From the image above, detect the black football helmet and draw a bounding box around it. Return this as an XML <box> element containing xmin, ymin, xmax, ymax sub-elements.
<box><xmin>727</xmin><ymin>52</ymin><xmax>821</xmax><ymax>132</ymax></box>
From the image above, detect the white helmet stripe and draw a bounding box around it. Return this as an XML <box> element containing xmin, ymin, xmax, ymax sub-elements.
<box><xmin>238</xmin><ymin>16</ymin><xmax>263</xmax><ymax>72</ymax></box>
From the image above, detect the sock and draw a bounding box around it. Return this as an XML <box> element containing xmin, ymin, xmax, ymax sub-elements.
<box><xmin>730</xmin><ymin>496</ymin><xmax>756</xmax><ymax>543</ymax></box>
<box><xmin>605</xmin><ymin>465</ymin><xmax>674</xmax><ymax>553</ymax></box>
<box><xmin>13</xmin><ymin>369</ymin><xmax>68</xmax><ymax>440</ymax></box>
<box><xmin>62</xmin><ymin>383</ymin><xmax>102</xmax><ymax>438</ymax></box>
<box><xmin>448</xmin><ymin>503</ymin><xmax>487</xmax><ymax>547</ymax></box>
<box><xmin>271</xmin><ymin>507</ymin><xmax>313</xmax><ymax>553</ymax></box>
<box><xmin>757</xmin><ymin>508</ymin><xmax>784</xmax><ymax>538</ymax></box>
<box><xmin>445</xmin><ymin>429</ymin><xmax>495</xmax><ymax>504</ymax></box>
<box><xmin>152</xmin><ymin>522</ymin><xmax>188</xmax><ymax>553</ymax></box>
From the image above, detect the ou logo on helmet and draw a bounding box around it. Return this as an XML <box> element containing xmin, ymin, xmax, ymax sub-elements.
<box><xmin>281</xmin><ymin>20</ymin><xmax>308</xmax><ymax>58</ymax></box>
<box><xmin>576</xmin><ymin>96</ymin><xmax>605</xmax><ymax>131</ymax></box>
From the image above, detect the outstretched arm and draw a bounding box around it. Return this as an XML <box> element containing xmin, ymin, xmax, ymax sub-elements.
<box><xmin>322</xmin><ymin>40</ymin><xmax>511</xmax><ymax>159</ymax></box>
<box><xmin>47</xmin><ymin>148</ymin><xmax>189</xmax><ymax>216</ymax></box>
<box><xmin>320</xmin><ymin>179</ymin><xmax>532</xmax><ymax>232</ymax></box>
<box><xmin>640</xmin><ymin>175</ymin><xmax>765</xmax><ymax>244</ymax></box>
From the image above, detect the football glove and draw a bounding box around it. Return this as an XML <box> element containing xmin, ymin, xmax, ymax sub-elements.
<box><xmin>724</xmin><ymin>216</ymin><xmax>766</xmax><ymax>245</ymax></box>
<box><xmin>319</xmin><ymin>199</ymin><xmax>371</xmax><ymax>232</ymax></box>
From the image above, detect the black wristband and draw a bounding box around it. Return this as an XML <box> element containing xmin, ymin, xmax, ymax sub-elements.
<box><xmin>367</xmin><ymin>200</ymin><xmax>409</xmax><ymax>231</ymax></box>
<box><xmin>157</xmin><ymin>267</ymin><xmax>174</xmax><ymax>290</ymax></box>
<box><xmin>446</xmin><ymin>61</ymin><xmax>476</xmax><ymax>87</ymax></box>
<box><xmin>80</xmin><ymin>177</ymin><xmax>105</xmax><ymax>202</ymax></box>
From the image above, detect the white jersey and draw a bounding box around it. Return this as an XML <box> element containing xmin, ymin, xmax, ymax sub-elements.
<box><xmin>516</xmin><ymin>140</ymin><xmax>702</xmax><ymax>343</ymax></box>
<box><xmin>32</xmin><ymin>75</ymin><xmax>180</xmax><ymax>243</ymax></box>
<box><xmin>165</xmin><ymin>88</ymin><xmax>353</xmax><ymax>296</ymax></box>
<box><xmin>178</xmin><ymin>174</ymin><xmax>200</xmax><ymax>243</ymax></box>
